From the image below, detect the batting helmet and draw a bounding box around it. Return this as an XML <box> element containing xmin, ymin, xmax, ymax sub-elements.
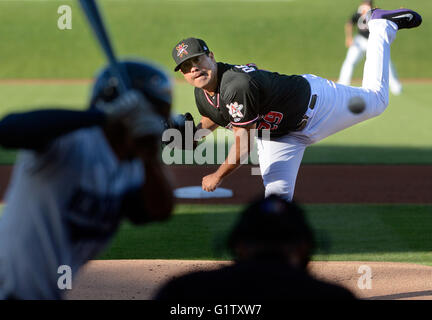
<box><xmin>90</xmin><ymin>60</ymin><xmax>172</xmax><ymax>120</ymax></box>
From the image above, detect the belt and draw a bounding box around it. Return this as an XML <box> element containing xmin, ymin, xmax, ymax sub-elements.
<box><xmin>293</xmin><ymin>94</ymin><xmax>317</xmax><ymax>132</ymax></box>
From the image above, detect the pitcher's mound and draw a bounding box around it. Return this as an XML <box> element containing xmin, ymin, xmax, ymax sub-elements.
<box><xmin>66</xmin><ymin>260</ymin><xmax>432</xmax><ymax>300</ymax></box>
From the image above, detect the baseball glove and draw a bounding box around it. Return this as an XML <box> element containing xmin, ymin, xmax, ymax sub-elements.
<box><xmin>162</xmin><ymin>112</ymin><xmax>198</xmax><ymax>150</ymax></box>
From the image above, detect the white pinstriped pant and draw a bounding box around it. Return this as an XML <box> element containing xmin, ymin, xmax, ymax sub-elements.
<box><xmin>257</xmin><ymin>19</ymin><xmax>398</xmax><ymax>201</ymax></box>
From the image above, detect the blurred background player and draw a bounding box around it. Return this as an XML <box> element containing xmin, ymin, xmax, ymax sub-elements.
<box><xmin>337</xmin><ymin>0</ymin><xmax>403</xmax><ymax>95</ymax></box>
<box><xmin>154</xmin><ymin>195</ymin><xmax>356</xmax><ymax>300</ymax></box>
<box><xmin>0</xmin><ymin>60</ymin><xmax>174</xmax><ymax>300</ymax></box>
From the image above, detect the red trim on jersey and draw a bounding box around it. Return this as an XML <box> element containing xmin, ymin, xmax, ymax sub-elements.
<box><xmin>204</xmin><ymin>91</ymin><xmax>220</xmax><ymax>109</ymax></box>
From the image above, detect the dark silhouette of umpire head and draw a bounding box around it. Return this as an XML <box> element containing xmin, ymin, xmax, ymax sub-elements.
<box><xmin>227</xmin><ymin>194</ymin><xmax>315</xmax><ymax>270</ymax></box>
<box><xmin>154</xmin><ymin>195</ymin><xmax>356</xmax><ymax>300</ymax></box>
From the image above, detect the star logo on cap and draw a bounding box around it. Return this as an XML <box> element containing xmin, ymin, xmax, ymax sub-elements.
<box><xmin>176</xmin><ymin>43</ymin><xmax>189</xmax><ymax>58</ymax></box>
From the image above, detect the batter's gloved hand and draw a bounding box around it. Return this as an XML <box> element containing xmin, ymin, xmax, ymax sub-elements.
<box><xmin>97</xmin><ymin>90</ymin><xmax>165</xmax><ymax>138</ymax></box>
<box><xmin>162</xmin><ymin>112</ymin><xmax>198</xmax><ymax>150</ymax></box>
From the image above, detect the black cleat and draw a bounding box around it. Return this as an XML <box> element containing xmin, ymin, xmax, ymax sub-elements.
<box><xmin>367</xmin><ymin>8</ymin><xmax>422</xmax><ymax>29</ymax></box>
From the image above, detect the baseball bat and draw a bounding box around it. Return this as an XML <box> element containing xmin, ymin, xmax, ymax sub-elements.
<box><xmin>78</xmin><ymin>0</ymin><xmax>130</xmax><ymax>93</ymax></box>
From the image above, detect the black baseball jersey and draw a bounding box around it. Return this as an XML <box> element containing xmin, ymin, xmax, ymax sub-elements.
<box><xmin>194</xmin><ymin>63</ymin><xmax>311</xmax><ymax>137</ymax></box>
<box><xmin>351</xmin><ymin>10</ymin><xmax>370</xmax><ymax>39</ymax></box>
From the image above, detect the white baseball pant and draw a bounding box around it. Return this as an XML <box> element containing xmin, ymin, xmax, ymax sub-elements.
<box><xmin>257</xmin><ymin>19</ymin><xmax>398</xmax><ymax>201</ymax></box>
<box><xmin>338</xmin><ymin>34</ymin><xmax>402</xmax><ymax>95</ymax></box>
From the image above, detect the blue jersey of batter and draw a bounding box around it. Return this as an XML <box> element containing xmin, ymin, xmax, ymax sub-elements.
<box><xmin>0</xmin><ymin>127</ymin><xmax>144</xmax><ymax>299</ymax></box>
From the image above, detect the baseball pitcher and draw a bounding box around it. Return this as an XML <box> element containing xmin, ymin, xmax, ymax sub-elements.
<box><xmin>168</xmin><ymin>8</ymin><xmax>421</xmax><ymax>201</ymax></box>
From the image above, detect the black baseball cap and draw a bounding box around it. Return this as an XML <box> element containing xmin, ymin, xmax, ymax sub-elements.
<box><xmin>172</xmin><ymin>37</ymin><xmax>210</xmax><ymax>72</ymax></box>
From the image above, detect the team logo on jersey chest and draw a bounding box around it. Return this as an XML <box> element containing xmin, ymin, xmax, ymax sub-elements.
<box><xmin>226</xmin><ymin>102</ymin><xmax>244</xmax><ymax>122</ymax></box>
<box><xmin>176</xmin><ymin>43</ymin><xmax>189</xmax><ymax>58</ymax></box>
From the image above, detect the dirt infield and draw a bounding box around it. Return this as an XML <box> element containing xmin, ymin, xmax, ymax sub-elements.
<box><xmin>165</xmin><ymin>164</ymin><xmax>432</xmax><ymax>204</ymax></box>
<box><xmin>2</xmin><ymin>164</ymin><xmax>431</xmax><ymax>203</ymax></box>
<box><xmin>66</xmin><ymin>260</ymin><xmax>432</xmax><ymax>300</ymax></box>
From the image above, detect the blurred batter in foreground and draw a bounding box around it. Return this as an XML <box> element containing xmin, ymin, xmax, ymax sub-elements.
<box><xmin>0</xmin><ymin>61</ymin><xmax>174</xmax><ymax>299</ymax></box>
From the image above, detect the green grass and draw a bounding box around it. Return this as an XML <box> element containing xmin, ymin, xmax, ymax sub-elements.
<box><xmin>0</xmin><ymin>84</ymin><xmax>90</xmax><ymax>116</ymax></box>
<box><xmin>1</xmin><ymin>200</ymin><xmax>430</xmax><ymax>265</ymax></box>
<box><xmin>0</xmin><ymin>0</ymin><xmax>430</xmax><ymax>79</ymax></box>
<box><xmin>0</xmin><ymin>0</ymin><xmax>430</xmax><ymax>164</ymax></box>
<box><xmin>99</xmin><ymin>204</ymin><xmax>432</xmax><ymax>266</ymax></box>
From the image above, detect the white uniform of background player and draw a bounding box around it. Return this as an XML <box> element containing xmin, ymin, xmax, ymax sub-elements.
<box><xmin>337</xmin><ymin>1</ymin><xmax>403</xmax><ymax>95</ymax></box>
